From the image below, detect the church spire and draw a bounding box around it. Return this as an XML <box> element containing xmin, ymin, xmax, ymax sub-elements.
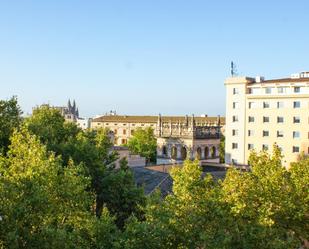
<box><xmin>68</xmin><ymin>99</ymin><xmax>72</xmax><ymax>112</ymax></box>
<box><xmin>72</xmin><ymin>100</ymin><xmax>76</xmax><ymax>113</ymax></box>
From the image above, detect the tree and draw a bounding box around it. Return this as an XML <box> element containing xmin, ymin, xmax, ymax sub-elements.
<box><xmin>219</xmin><ymin>134</ymin><xmax>225</xmax><ymax>163</ymax></box>
<box><xmin>100</xmin><ymin>158</ymin><xmax>146</xmax><ymax>229</ymax></box>
<box><xmin>221</xmin><ymin>145</ymin><xmax>308</xmax><ymax>248</ymax></box>
<box><xmin>0</xmin><ymin>128</ymin><xmax>117</xmax><ymax>248</ymax></box>
<box><xmin>127</xmin><ymin>127</ymin><xmax>157</xmax><ymax>163</ymax></box>
<box><xmin>25</xmin><ymin>106</ymin><xmax>118</xmax><ymax>216</ymax></box>
<box><xmin>25</xmin><ymin>105</ymin><xmax>80</xmax><ymax>157</ymax></box>
<box><xmin>118</xmin><ymin>160</ymin><xmax>228</xmax><ymax>249</ymax></box>
<box><xmin>0</xmin><ymin>96</ymin><xmax>22</xmax><ymax>153</ymax></box>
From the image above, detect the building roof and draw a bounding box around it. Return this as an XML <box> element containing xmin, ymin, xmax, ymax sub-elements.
<box><xmin>92</xmin><ymin>115</ymin><xmax>226</xmax><ymax>125</ymax></box>
<box><xmin>261</xmin><ymin>77</ymin><xmax>309</xmax><ymax>84</ymax></box>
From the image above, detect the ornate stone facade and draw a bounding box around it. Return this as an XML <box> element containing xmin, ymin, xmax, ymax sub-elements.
<box><xmin>91</xmin><ymin>114</ymin><xmax>224</xmax><ymax>163</ymax></box>
<box><xmin>156</xmin><ymin>115</ymin><xmax>222</xmax><ymax>163</ymax></box>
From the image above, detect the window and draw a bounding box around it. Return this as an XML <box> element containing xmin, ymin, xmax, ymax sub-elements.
<box><xmin>277</xmin><ymin>117</ymin><xmax>284</xmax><ymax>123</ymax></box>
<box><xmin>123</xmin><ymin>129</ymin><xmax>126</xmax><ymax>135</ymax></box>
<box><xmin>248</xmin><ymin>102</ymin><xmax>257</xmax><ymax>109</ymax></box>
<box><xmin>263</xmin><ymin>102</ymin><xmax>270</xmax><ymax>108</ymax></box>
<box><xmin>293</xmin><ymin>146</ymin><xmax>300</xmax><ymax>153</ymax></box>
<box><xmin>263</xmin><ymin>130</ymin><xmax>269</xmax><ymax>137</ymax></box>
<box><xmin>233</xmin><ymin>88</ymin><xmax>239</xmax><ymax>95</ymax></box>
<box><xmin>265</xmin><ymin>87</ymin><xmax>272</xmax><ymax>94</ymax></box>
<box><xmin>263</xmin><ymin>116</ymin><xmax>269</xmax><ymax>123</ymax></box>
<box><xmin>294</xmin><ymin>87</ymin><xmax>301</xmax><ymax>93</ymax></box>
<box><xmin>123</xmin><ymin>123</ymin><xmax>127</xmax><ymax>126</ymax></box>
<box><xmin>121</xmin><ymin>139</ymin><xmax>127</xmax><ymax>144</ymax></box>
<box><xmin>105</xmin><ymin>123</ymin><xmax>109</xmax><ymax>125</ymax></box>
<box><xmin>248</xmin><ymin>116</ymin><xmax>255</xmax><ymax>122</ymax></box>
<box><xmin>278</xmin><ymin>87</ymin><xmax>285</xmax><ymax>93</ymax></box>
<box><xmin>277</xmin><ymin>101</ymin><xmax>284</xmax><ymax>108</ymax></box>
<box><xmin>114</xmin><ymin>123</ymin><xmax>118</xmax><ymax>126</ymax></box>
<box><xmin>248</xmin><ymin>144</ymin><xmax>254</xmax><ymax>150</ymax></box>
<box><xmin>232</xmin><ymin>129</ymin><xmax>238</xmax><ymax>136</ymax></box>
<box><xmin>277</xmin><ymin>131</ymin><xmax>284</xmax><ymax>137</ymax></box>
<box><xmin>233</xmin><ymin>102</ymin><xmax>239</xmax><ymax>109</ymax></box>
<box><xmin>293</xmin><ymin>117</ymin><xmax>300</xmax><ymax>123</ymax></box>
<box><xmin>248</xmin><ymin>130</ymin><xmax>254</xmax><ymax>136</ymax></box>
<box><xmin>131</xmin><ymin>130</ymin><xmax>135</xmax><ymax>135</ymax></box>
<box><xmin>250</xmin><ymin>88</ymin><xmax>260</xmax><ymax>94</ymax></box>
<box><xmin>132</xmin><ymin>124</ymin><xmax>135</xmax><ymax>126</ymax></box>
<box><xmin>114</xmin><ymin>129</ymin><xmax>118</xmax><ymax>135</ymax></box>
<box><xmin>294</xmin><ymin>101</ymin><xmax>300</xmax><ymax>108</ymax></box>
<box><xmin>262</xmin><ymin>144</ymin><xmax>269</xmax><ymax>151</ymax></box>
<box><xmin>293</xmin><ymin>131</ymin><xmax>300</xmax><ymax>138</ymax></box>
<box><xmin>232</xmin><ymin>143</ymin><xmax>238</xmax><ymax>149</ymax></box>
<box><xmin>232</xmin><ymin>116</ymin><xmax>238</xmax><ymax>122</ymax></box>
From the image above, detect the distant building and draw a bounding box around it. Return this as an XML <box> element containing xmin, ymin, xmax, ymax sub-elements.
<box><xmin>113</xmin><ymin>146</ymin><xmax>146</xmax><ymax>168</ymax></box>
<box><xmin>225</xmin><ymin>72</ymin><xmax>309</xmax><ymax>167</ymax></box>
<box><xmin>91</xmin><ymin>114</ymin><xmax>225</xmax><ymax>163</ymax></box>
<box><xmin>35</xmin><ymin>100</ymin><xmax>90</xmax><ymax>130</ymax></box>
<box><xmin>76</xmin><ymin>117</ymin><xmax>91</xmax><ymax>130</ymax></box>
<box><xmin>54</xmin><ymin>99</ymin><xmax>79</xmax><ymax>122</ymax></box>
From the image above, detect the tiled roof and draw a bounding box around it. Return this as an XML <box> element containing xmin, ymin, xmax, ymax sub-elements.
<box><xmin>132</xmin><ymin>165</ymin><xmax>227</xmax><ymax>197</ymax></box>
<box><xmin>92</xmin><ymin>115</ymin><xmax>226</xmax><ymax>125</ymax></box>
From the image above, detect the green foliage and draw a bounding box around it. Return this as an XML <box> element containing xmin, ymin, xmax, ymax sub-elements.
<box><xmin>221</xmin><ymin>145</ymin><xmax>307</xmax><ymax>248</ymax></box>
<box><xmin>0</xmin><ymin>128</ymin><xmax>117</xmax><ymax>248</ymax></box>
<box><xmin>1</xmin><ymin>100</ymin><xmax>308</xmax><ymax>248</ymax></box>
<box><xmin>25</xmin><ymin>106</ymin><xmax>118</xmax><ymax>216</ymax></box>
<box><xmin>219</xmin><ymin>134</ymin><xmax>225</xmax><ymax>163</ymax></box>
<box><xmin>25</xmin><ymin>105</ymin><xmax>80</xmax><ymax>157</ymax></box>
<box><xmin>127</xmin><ymin>127</ymin><xmax>157</xmax><ymax>163</ymax></box>
<box><xmin>0</xmin><ymin>96</ymin><xmax>22</xmax><ymax>153</ymax></box>
<box><xmin>121</xmin><ymin>150</ymin><xmax>309</xmax><ymax>249</ymax></box>
<box><xmin>101</xmin><ymin>158</ymin><xmax>146</xmax><ymax>229</ymax></box>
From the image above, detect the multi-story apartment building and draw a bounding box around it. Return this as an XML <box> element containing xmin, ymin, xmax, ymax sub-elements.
<box><xmin>225</xmin><ymin>72</ymin><xmax>309</xmax><ymax>167</ymax></box>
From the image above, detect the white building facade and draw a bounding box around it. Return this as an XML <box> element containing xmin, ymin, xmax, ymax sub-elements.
<box><xmin>225</xmin><ymin>72</ymin><xmax>309</xmax><ymax>167</ymax></box>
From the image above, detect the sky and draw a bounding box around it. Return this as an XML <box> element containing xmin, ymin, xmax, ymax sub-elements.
<box><xmin>1</xmin><ymin>0</ymin><xmax>309</xmax><ymax>117</ymax></box>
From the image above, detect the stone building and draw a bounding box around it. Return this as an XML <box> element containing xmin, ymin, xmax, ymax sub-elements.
<box><xmin>91</xmin><ymin>114</ymin><xmax>225</xmax><ymax>163</ymax></box>
<box><xmin>156</xmin><ymin>115</ymin><xmax>223</xmax><ymax>163</ymax></box>
<box><xmin>54</xmin><ymin>99</ymin><xmax>79</xmax><ymax>122</ymax></box>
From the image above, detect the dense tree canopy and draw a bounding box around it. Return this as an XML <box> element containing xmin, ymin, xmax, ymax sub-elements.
<box><xmin>0</xmin><ymin>98</ymin><xmax>308</xmax><ymax>248</ymax></box>
<box><xmin>0</xmin><ymin>128</ymin><xmax>117</xmax><ymax>248</ymax></box>
<box><xmin>0</xmin><ymin>96</ymin><xmax>22</xmax><ymax>153</ymax></box>
<box><xmin>127</xmin><ymin>127</ymin><xmax>157</xmax><ymax>163</ymax></box>
<box><xmin>119</xmin><ymin>149</ymin><xmax>309</xmax><ymax>249</ymax></box>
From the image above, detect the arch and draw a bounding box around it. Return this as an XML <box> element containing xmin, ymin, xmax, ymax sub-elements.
<box><xmin>162</xmin><ymin>145</ymin><xmax>167</xmax><ymax>156</ymax></box>
<box><xmin>171</xmin><ymin>146</ymin><xmax>177</xmax><ymax>160</ymax></box>
<box><xmin>205</xmin><ymin>147</ymin><xmax>209</xmax><ymax>159</ymax></box>
<box><xmin>196</xmin><ymin>147</ymin><xmax>202</xmax><ymax>160</ymax></box>
<box><xmin>181</xmin><ymin>146</ymin><xmax>187</xmax><ymax>160</ymax></box>
<box><xmin>211</xmin><ymin>146</ymin><xmax>216</xmax><ymax>158</ymax></box>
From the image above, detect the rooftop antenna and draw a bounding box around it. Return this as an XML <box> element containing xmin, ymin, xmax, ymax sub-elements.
<box><xmin>231</xmin><ymin>61</ymin><xmax>237</xmax><ymax>77</ymax></box>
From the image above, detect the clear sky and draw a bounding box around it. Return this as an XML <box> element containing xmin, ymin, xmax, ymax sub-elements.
<box><xmin>1</xmin><ymin>0</ymin><xmax>309</xmax><ymax>117</ymax></box>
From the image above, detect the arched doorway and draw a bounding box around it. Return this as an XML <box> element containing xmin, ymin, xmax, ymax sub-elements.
<box><xmin>211</xmin><ymin>146</ymin><xmax>216</xmax><ymax>158</ymax></box>
<box><xmin>162</xmin><ymin>146</ymin><xmax>167</xmax><ymax>157</ymax></box>
<box><xmin>196</xmin><ymin>147</ymin><xmax>202</xmax><ymax>160</ymax></box>
<box><xmin>205</xmin><ymin>147</ymin><xmax>209</xmax><ymax>159</ymax></box>
<box><xmin>181</xmin><ymin>146</ymin><xmax>187</xmax><ymax>160</ymax></box>
<box><xmin>171</xmin><ymin>146</ymin><xmax>177</xmax><ymax>160</ymax></box>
